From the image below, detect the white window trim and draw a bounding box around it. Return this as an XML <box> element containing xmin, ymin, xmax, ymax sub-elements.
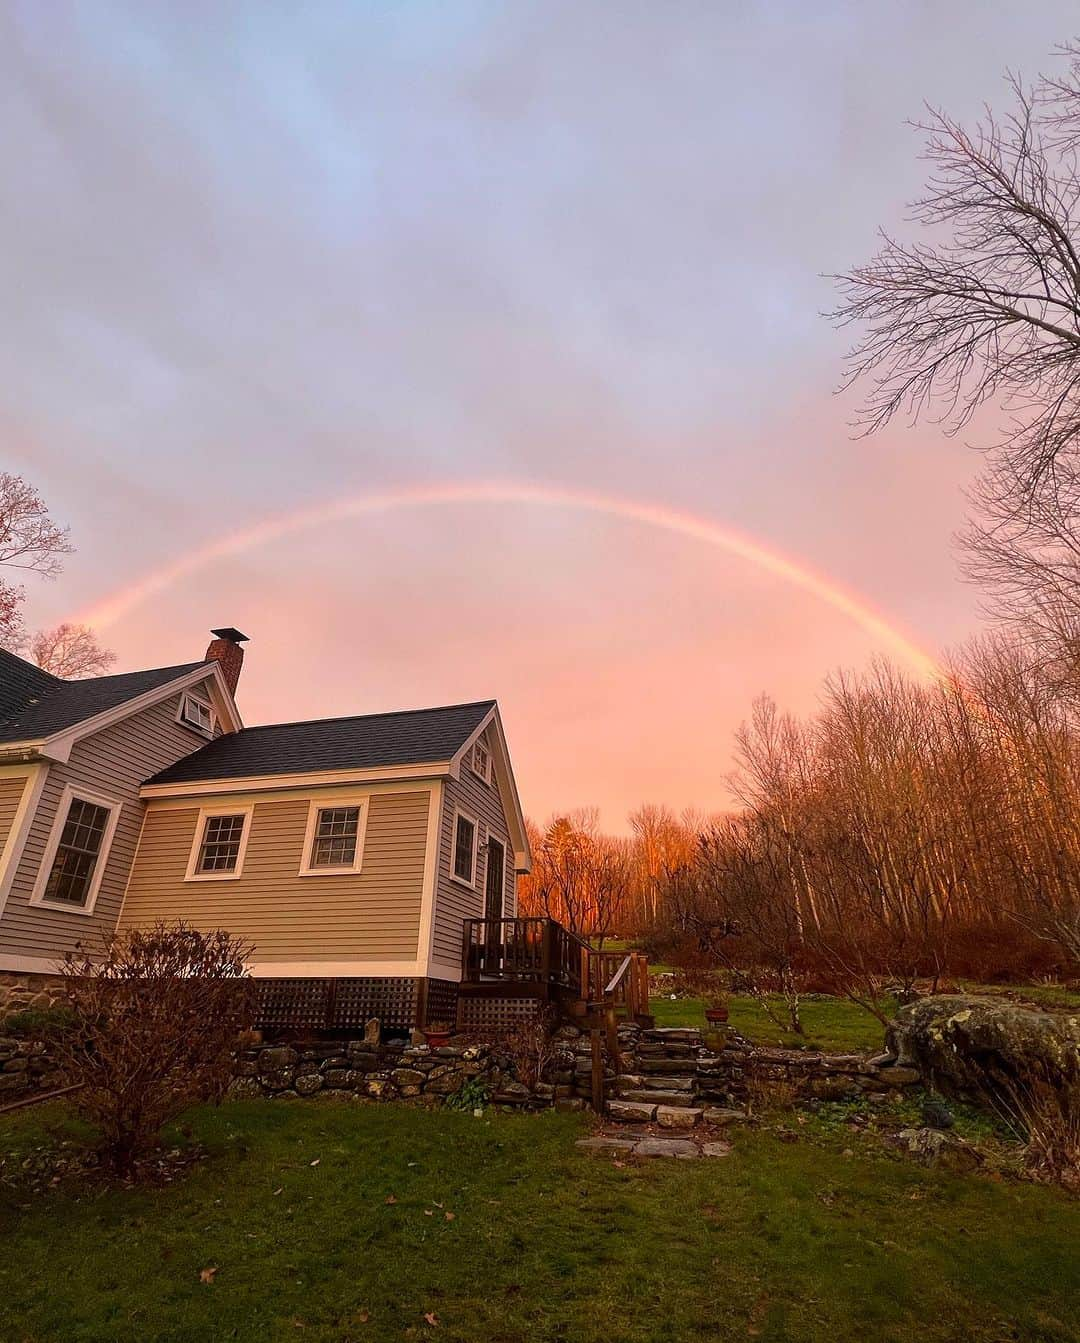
<box><xmin>470</xmin><ymin>739</ymin><xmax>492</xmax><ymax>785</ymax></box>
<box><xmin>184</xmin><ymin>805</ymin><xmax>254</xmax><ymax>882</ymax></box>
<box><xmin>450</xmin><ymin>805</ymin><xmax>480</xmax><ymax>889</ymax></box>
<box><xmin>298</xmin><ymin>796</ymin><xmax>369</xmax><ymax>877</ymax></box>
<box><xmin>29</xmin><ymin>783</ymin><xmax>123</xmax><ymax>917</ymax></box>
<box><xmin>176</xmin><ymin>691</ymin><xmax>217</xmax><ymax>739</ymax></box>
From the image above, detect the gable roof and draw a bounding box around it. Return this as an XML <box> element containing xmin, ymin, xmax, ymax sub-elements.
<box><xmin>146</xmin><ymin>700</ymin><xmax>498</xmax><ymax>786</ymax></box>
<box><xmin>0</xmin><ymin>649</ymin><xmax>210</xmax><ymax>745</ymax></box>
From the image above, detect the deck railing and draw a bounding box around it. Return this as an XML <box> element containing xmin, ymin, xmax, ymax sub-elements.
<box><xmin>461</xmin><ymin>917</ymin><xmax>591</xmax><ymax>996</ymax></box>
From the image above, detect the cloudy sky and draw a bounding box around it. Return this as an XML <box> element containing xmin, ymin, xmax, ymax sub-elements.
<box><xmin>3</xmin><ymin>2</ymin><xmax>1075</xmax><ymax>825</ymax></box>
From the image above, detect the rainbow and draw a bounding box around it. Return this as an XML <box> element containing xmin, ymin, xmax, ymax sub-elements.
<box><xmin>74</xmin><ymin>481</ymin><xmax>940</xmax><ymax>679</ymax></box>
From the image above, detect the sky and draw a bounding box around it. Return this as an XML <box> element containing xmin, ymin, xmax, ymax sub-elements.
<box><xmin>2</xmin><ymin>1</ymin><xmax>1076</xmax><ymax>828</ymax></box>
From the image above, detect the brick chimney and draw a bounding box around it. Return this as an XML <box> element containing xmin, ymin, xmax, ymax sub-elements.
<box><xmin>205</xmin><ymin>627</ymin><xmax>249</xmax><ymax>696</ymax></box>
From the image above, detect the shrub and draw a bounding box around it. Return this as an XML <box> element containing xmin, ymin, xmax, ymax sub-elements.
<box><xmin>500</xmin><ymin>1009</ymin><xmax>556</xmax><ymax>1091</ymax></box>
<box><xmin>53</xmin><ymin>922</ymin><xmax>255</xmax><ymax>1177</ymax></box>
<box><xmin>0</xmin><ymin>1004</ymin><xmax>75</xmax><ymax>1038</ymax></box>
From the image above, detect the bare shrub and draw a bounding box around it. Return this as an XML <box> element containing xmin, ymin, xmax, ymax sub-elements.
<box><xmin>500</xmin><ymin>1009</ymin><xmax>556</xmax><ymax>1091</ymax></box>
<box><xmin>987</xmin><ymin>1064</ymin><xmax>1080</xmax><ymax>1193</ymax></box>
<box><xmin>53</xmin><ymin>922</ymin><xmax>255</xmax><ymax>1177</ymax></box>
<box><xmin>744</xmin><ymin>1072</ymin><xmax>799</xmax><ymax>1115</ymax></box>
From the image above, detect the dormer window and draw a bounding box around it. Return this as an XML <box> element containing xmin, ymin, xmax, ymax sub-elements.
<box><xmin>470</xmin><ymin>739</ymin><xmax>491</xmax><ymax>784</ymax></box>
<box><xmin>178</xmin><ymin>692</ymin><xmax>215</xmax><ymax>737</ymax></box>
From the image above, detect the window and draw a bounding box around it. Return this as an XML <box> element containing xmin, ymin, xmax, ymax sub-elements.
<box><xmin>452</xmin><ymin>808</ymin><xmax>478</xmax><ymax>886</ymax></box>
<box><xmin>310</xmin><ymin>806</ymin><xmax>360</xmax><ymax>868</ymax></box>
<box><xmin>178</xmin><ymin>692</ymin><xmax>215</xmax><ymax>736</ymax></box>
<box><xmin>298</xmin><ymin>797</ymin><xmax>368</xmax><ymax>876</ymax></box>
<box><xmin>470</xmin><ymin>739</ymin><xmax>491</xmax><ymax>784</ymax></box>
<box><xmin>196</xmin><ymin>814</ymin><xmax>247</xmax><ymax>873</ymax></box>
<box><xmin>185</xmin><ymin>807</ymin><xmax>252</xmax><ymax>881</ymax></box>
<box><xmin>31</xmin><ymin>786</ymin><xmax>120</xmax><ymax>913</ymax></box>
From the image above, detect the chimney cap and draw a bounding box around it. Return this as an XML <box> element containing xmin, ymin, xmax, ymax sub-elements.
<box><xmin>210</xmin><ymin>627</ymin><xmax>250</xmax><ymax>644</ymax></box>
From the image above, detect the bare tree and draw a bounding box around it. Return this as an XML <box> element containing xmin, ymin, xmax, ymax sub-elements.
<box><xmin>31</xmin><ymin>622</ymin><xmax>116</xmax><ymax>678</ymax></box>
<box><xmin>830</xmin><ymin>48</ymin><xmax>1080</xmax><ymax>664</ymax></box>
<box><xmin>0</xmin><ymin>473</ymin><xmax>113</xmax><ymax>676</ymax></box>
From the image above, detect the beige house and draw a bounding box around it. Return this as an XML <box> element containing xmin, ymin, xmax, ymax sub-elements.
<box><xmin>0</xmin><ymin>630</ymin><xmax>532</xmax><ymax>1032</ymax></box>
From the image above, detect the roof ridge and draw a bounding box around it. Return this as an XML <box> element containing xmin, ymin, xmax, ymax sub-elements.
<box><xmin>233</xmin><ymin>699</ymin><xmax>497</xmax><ymax>735</ymax></box>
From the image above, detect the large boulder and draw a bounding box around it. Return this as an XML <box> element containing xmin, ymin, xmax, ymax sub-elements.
<box><xmin>886</xmin><ymin>995</ymin><xmax>1079</xmax><ymax>1106</ymax></box>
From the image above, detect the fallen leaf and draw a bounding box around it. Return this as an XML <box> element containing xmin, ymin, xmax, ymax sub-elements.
<box><xmin>444</xmin><ymin>1211</ymin><xmax>455</xmax><ymax>1222</ymax></box>
<box><xmin>424</xmin><ymin>1208</ymin><xmax>433</xmax><ymax>1216</ymax></box>
<box><xmin>309</xmin><ymin>1159</ymin><xmax>320</xmax><ymax>1168</ymax></box>
<box><xmin>273</xmin><ymin>1188</ymin><xmax>284</xmax><ymax>1196</ymax></box>
<box><xmin>199</xmin><ymin>1266</ymin><xmax>218</xmax><ymax>1285</ymax></box>
<box><xmin>357</xmin><ymin>1311</ymin><xmax>370</xmax><ymax>1324</ymax></box>
<box><xmin>385</xmin><ymin>1195</ymin><xmax>397</xmax><ymax>1205</ymax></box>
<box><xmin>423</xmin><ymin>1312</ymin><xmax>439</xmax><ymax>1327</ymax></box>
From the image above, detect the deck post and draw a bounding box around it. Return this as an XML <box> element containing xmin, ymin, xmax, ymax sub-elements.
<box><xmin>590</xmin><ymin>1017</ymin><xmax>604</xmax><ymax>1114</ymax></box>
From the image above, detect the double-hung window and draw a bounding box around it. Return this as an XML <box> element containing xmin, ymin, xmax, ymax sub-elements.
<box><xmin>451</xmin><ymin>808</ymin><xmax>479</xmax><ymax>887</ymax></box>
<box><xmin>186</xmin><ymin>808</ymin><xmax>252</xmax><ymax>880</ymax></box>
<box><xmin>299</xmin><ymin>799</ymin><xmax>368</xmax><ymax>876</ymax></box>
<box><xmin>32</xmin><ymin>787</ymin><xmax>120</xmax><ymax>913</ymax></box>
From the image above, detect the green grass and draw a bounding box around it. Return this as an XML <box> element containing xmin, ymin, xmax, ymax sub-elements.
<box><xmin>2</xmin><ymin>1100</ymin><xmax>1078</xmax><ymax>1343</ymax></box>
<box><xmin>650</xmin><ymin>994</ymin><xmax>894</xmax><ymax>1053</ymax></box>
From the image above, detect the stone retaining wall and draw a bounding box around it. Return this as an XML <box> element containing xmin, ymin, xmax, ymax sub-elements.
<box><xmin>0</xmin><ymin>1018</ymin><xmax>921</xmax><ymax>1111</ymax></box>
<box><xmin>0</xmin><ymin>972</ymin><xmax>66</xmax><ymax>1017</ymax></box>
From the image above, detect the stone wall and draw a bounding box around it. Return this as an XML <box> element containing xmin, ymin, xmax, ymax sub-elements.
<box><xmin>226</xmin><ymin>1024</ymin><xmax>921</xmax><ymax>1109</ymax></box>
<box><xmin>228</xmin><ymin>1036</ymin><xmax>588</xmax><ymax>1109</ymax></box>
<box><xmin>0</xmin><ymin>971</ymin><xmax>66</xmax><ymax>1017</ymax></box>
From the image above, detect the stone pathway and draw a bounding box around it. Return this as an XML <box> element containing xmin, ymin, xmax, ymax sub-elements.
<box><xmin>576</xmin><ymin>1130</ymin><xmax>732</xmax><ymax>1160</ymax></box>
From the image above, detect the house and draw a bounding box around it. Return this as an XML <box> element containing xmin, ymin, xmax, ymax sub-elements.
<box><xmin>0</xmin><ymin>629</ymin><xmax>569</xmax><ymax>1034</ymax></box>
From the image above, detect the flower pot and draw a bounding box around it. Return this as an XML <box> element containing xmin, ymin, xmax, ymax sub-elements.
<box><xmin>424</xmin><ymin>1030</ymin><xmax>451</xmax><ymax>1048</ymax></box>
<box><xmin>705</xmin><ymin>1006</ymin><xmax>729</xmax><ymax>1024</ymax></box>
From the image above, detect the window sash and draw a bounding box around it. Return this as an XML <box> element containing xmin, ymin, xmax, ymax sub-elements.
<box><xmin>453</xmin><ymin>813</ymin><xmax>476</xmax><ymax>883</ymax></box>
<box><xmin>181</xmin><ymin>695</ymin><xmax>214</xmax><ymax>733</ymax></box>
<box><xmin>196</xmin><ymin>814</ymin><xmax>247</xmax><ymax>873</ymax></box>
<box><xmin>43</xmin><ymin>798</ymin><xmax>111</xmax><ymax>907</ymax></box>
<box><xmin>472</xmin><ymin>741</ymin><xmax>490</xmax><ymax>781</ymax></box>
<box><xmin>310</xmin><ymin>806</ymin><xmax>360</xmax><ymax>868</ymax></box>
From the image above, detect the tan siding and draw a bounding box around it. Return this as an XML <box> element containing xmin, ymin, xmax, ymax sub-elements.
<box><xmin>0</xmin><ymin>678</ymin><xmax>220</xmax><ymax>963</ymax></box>
<box><xmin>120</xmin><ymin>790</ymin><xmax>430</xmax><ymax>962</ymax></box>
<box><xmin>0</xmin><ymin>775</ymin><xmax>27</xmax><ymax>856</ymax></box>
<box><xmin>431</xmin><ymin>726</ymin><xmax>517</xmax><ymax>968</ymax></box>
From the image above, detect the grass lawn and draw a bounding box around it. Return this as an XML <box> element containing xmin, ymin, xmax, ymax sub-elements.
<box><xmin>3</xmin><ymin>1101</ymin><xmax>1078</xmax><ymax>1343</ymax></box>
<box><xmin>650</xmin><ymin>993</ymin><xmax>894</xmax><ymax>1053</ymax></box>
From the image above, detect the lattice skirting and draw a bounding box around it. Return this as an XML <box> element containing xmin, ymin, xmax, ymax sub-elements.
<box><xmin>456</xmin><ymin>990</ymin><xmax>544</xmax><ymax>1032</ymax></box>
<box><xmin>256</xmin><ymin>976</ymin><xmax>428</xmax><ymax>1033</ymax></box>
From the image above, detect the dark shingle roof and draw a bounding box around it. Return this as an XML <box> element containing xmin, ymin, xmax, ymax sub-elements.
<box><xmin>147</xmin><ymin>700</ymin><xmax>496</xmax><ymax>786</ymax></box>
<box><xmin>0</xmin><ymin>651</ymin><xmax>208</xmax><ymax>745</ymax></box>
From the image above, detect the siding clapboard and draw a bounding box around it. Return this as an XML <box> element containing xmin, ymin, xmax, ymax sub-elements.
<box><xmin>119</xmin><ymin>789</ymin><xmax>430</xmax><ymax>962</ymax></box>
<box><xmin>0</xmin><ymin>681</ymin><xmax>221</xmax><ymax>963</ymax></box>
<box><xmin>431</xmin><ymin>725</ymin><xmax>517</xmax><ymax>969</ymax></box>
<box><xmin>0</xmin><ymin>775</ymin><xmax>27</xmax><ymax>855</ymax></box>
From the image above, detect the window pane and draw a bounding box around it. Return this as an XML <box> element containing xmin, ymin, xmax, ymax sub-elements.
<box><xmin>310</xmin><ymin>806</ymin><xmax>359</xmax><ymax>867</ymax></box>
<box><xmin>43</xmin><ymin>798</ymin><xmax>111</xmax><ymax>906</ymax></box>
<box><xmin>197</xmin><ymin>814</ymin><xmax>246</xmax><ymax>873</ymax></box>
<box><xmin>454</xmin><ymin>814</ymin><xmax>475</xmax><ymax>882</ymax></box>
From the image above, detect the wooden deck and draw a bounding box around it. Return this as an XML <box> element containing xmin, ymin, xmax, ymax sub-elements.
<box><xmin>458</xmin><ymin>917</ymin><xmax>651</xmax><ymax>1030</ymax></box>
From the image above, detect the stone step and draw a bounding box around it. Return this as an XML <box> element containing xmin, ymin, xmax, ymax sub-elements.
<box><xmin>606</xmin><ymin>1099</ymin><xmax>657</xmax><ymax>1123</ymax></box>
<box><xmin>656</xmin><ymin>1105</ymin><xmax>703</xmax><ymax>1130</ymax></box>
<box><xmin>640</xmin><ymin>1028</ymin><xmax>704</xmax><ymax>1045</ymax></box>
<box><xmin>639</xmin><ymin>1074</ymin><xmax>695</xmax><ymax>1092</ymax></box>
<box><xmin>639</xmin><ymin>1058</ymin><xmax>698</xmax><ymax>1075</ymax></box>
<box><xmin>619</xmin><ymin>1088</ymin><xmax>698</xmax><ymax>1108</ymax></box>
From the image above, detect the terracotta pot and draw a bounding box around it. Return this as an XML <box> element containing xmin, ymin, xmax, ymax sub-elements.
<box><xmin>705</xmin><ymin>1006</ymin><xmax>729</xmax><ymax>1024</ymax></box>
<box><xmin>424</xmin><ymin>1030</ymin><xmax>451</xmax><ymax>1048</ymax></box>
